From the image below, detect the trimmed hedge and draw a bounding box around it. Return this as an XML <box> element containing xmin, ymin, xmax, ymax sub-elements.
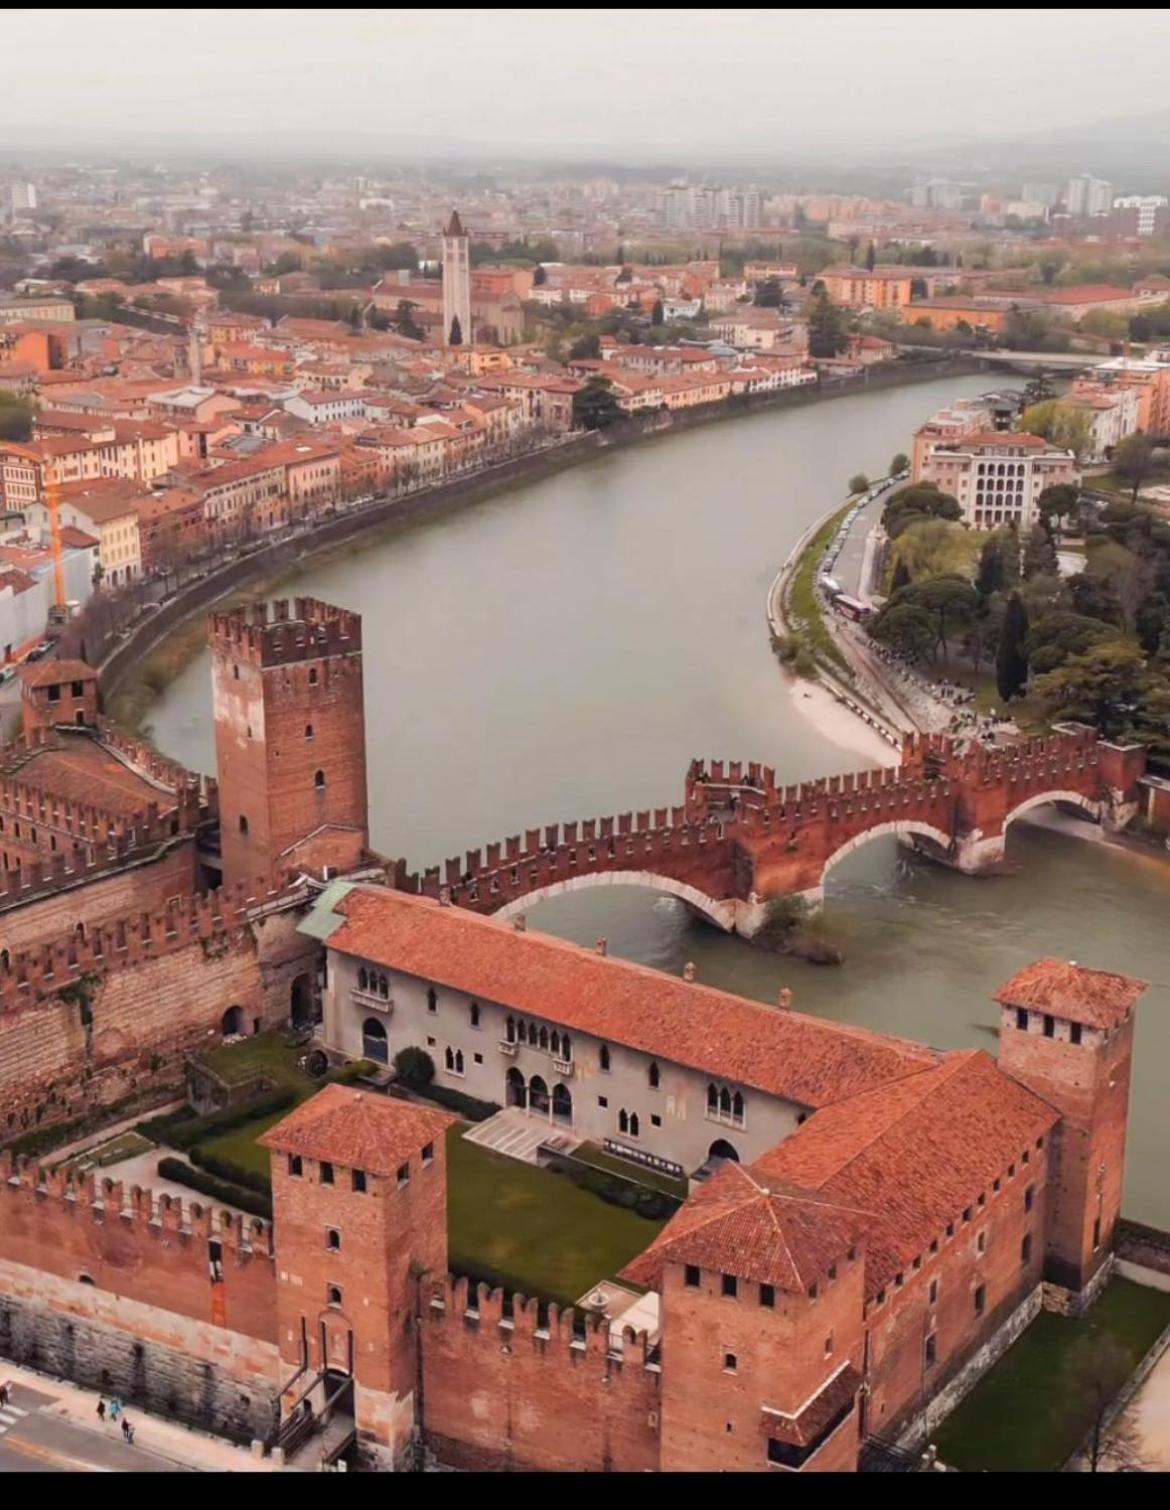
<box><xmin>326</xmin><ymin>1060</ymin><xmax>380</xmax><ymax>1086</ymax></box>
<box><xmin>542</xmin><ymin>1152</ymin><xmax>681</xmax><ymax>1223</ymax></box>
<box><xmin>138</xmin><ymin>1088</ymin><xmax>298</xmax><ymax>1152</ymax></box>
<box><xmin>157</xmin><ymin>1156</ymin><xmax>272</xmax><ymax>1220</ymax></box>
<box><xmin>391</xmin><ymin>1082</ymin><xmax>500</xmax><ymax>1123</ymax></box>
<box><xmin>189</xmin><ymin>1145</ymin><xmax>272</xmax><ymax>1197</ymax></box>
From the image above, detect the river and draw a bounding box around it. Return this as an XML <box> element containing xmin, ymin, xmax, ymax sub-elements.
<box><xmin>142</xmin><ymin>371</ymin><xmax>1170</xmax><ymax>1227</ymax></box>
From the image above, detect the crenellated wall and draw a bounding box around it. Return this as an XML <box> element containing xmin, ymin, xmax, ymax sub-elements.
<box><xmin>421</xmin><ymin>1275</ymin><xmax>661</xmax><ymax>1472</ymax></box>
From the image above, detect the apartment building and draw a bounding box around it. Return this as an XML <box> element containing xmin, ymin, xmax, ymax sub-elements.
<box><xmin>920</xmin><ymin>433</ymin><xmax>1079</xmax><ymax>531</ymax></box>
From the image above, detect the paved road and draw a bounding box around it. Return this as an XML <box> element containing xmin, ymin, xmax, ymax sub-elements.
<box><xmin>0</xmin><ymin>1381</ymin><xmax>187</xmax><ymax>1474</ymax></box>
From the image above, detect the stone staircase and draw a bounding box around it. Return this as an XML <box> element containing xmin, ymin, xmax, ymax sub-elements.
<box><xmin>463</xmin><ymin>1107</ymin><xmax>581</xmax><ymax>1165</ymax></box>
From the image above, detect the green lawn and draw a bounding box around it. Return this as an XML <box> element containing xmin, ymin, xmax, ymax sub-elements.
<box><xmin>787</xmin><ymin>503</ymin><xmax>853</xmax><ymax>675</ymax></box>
<box><xmin>446</xmin><ymin>1127</ymin><xmax>667</xmax><ymax>1307</ymax></box>
<box><xmin>198</xmin><ymin>1031</ymin><xmax>307</xmax><ymax>1090</ymax></box>
<box><xmin>577</xmin><ymin>1142</ymin><xmax>689</xmax><ymax>1199</ymax></box>
<box><xmin>933</xmin><ymin>1279</ymin><xmax>1170</xmax><ymax>1472</ymax></box>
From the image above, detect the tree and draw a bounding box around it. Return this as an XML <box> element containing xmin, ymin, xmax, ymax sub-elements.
<box><xmin>1113</xmin><ymin>434</ymin><xmax>1156</xmax><ymax>505</ymax></box>
<box><xmin>1023</xmin><ymin>523</ymin><xmax>1058</xmax><ymax>580</ymax></box>
<box><xmin>996</xmin><ymin>591</ymin><xmax>1030</xmax><ymax>701</ymax></box>
<box><xmin>868</xmin><ymin>603</ymin><xmax>936</xmax><ymax>662</ymax></box>
<box><xmin>1019</xmin><ymin>401</ymin><xmax>1093</xmax><ymax>461</ymax></box>
<box><xmin>889</xmin><ymin>453</ymin><xmax>909</xmax><ymax>477</ymax></box>
<box><xmin>890</xmin><ymin>557</ymin><xmax>912</xmax><ymax>594</ymax></box>
<box><xmin>1024</xmin><ymin>370</ymin><xmax>1056</xmax><ymax>406</ymax></box>
<box><xmin>882</xmin><ymin>482</ymin><xmax>962</xmax><ymax>537</ymax></box>
<box><xmin>806</xmin><ymin>288</ymin><xmax>849</xmax><ymax>357</ymax></box>
<box><xmin>448</xmin><ymin>313</ymin><xmax>463</xmax><ymax>346</ymax></box>
<box><xmin>0</xmin><ymin>392</ymin><xmax>33</xmax><ymax>442</ymax></box>
<box><xmin>1034</xmin><ymin>639</ymin><xmax>1152</xmax><ymax>739</ymax></box>
<box><xmin>533</xmin><ymin>263</ymin><xmax>547</xmax><ymax>287</ymax></box>
<box><xmin>568</xmin><ymin>331</ymin><xmax>601</xmax><ymax>361</ymax></box>
<box><xmin>1025</xmin><ymin>610</ymin><xmax>1117</xmax><ymax>673</ymax></box>
<box><xmin>651</xmin><ymin>299</ymin><xmax>665</xmax><ymax>326</ymax></box>
<box><xmin>865</xmin><ymin>241</ymin><xmax>876</xmax><ymax>273</ymax></box>
<box><xmin>753</xmin><ymin>277</ymin><xmax>783</xmax><ymax>308</ymax></box>
<box><xmin>1064</xmin><ymin>1333</ymin><xmax>1142</xmax><ymax>1474</ymax></box>
<box><xmin>848</xmin><ymin>474</ymin><xmax>869</xmax><ymax>495</ymax></box>
<box><xmin>393</xmin><ymin>1046</ymin><xmax>435</xmax><ymax>1086</ymax></box>
<box><xmin>393</xmin><ymin>299</ymin><xmax>423</xmax><ymax>341</ymax></box>
<box><xmin>1036</xmin><ymin>484</ymin><xmax>1080</xmax><ymax>539</ymax></box>
<box><xmin>908</xmin><ymin>576</ymin><xmax>978</xmax><ymax>663</ymax></box>
<box><xmin>572</xmin><ymin>375</ymin><xmax>623</xmax><ymax>431</ymax></box>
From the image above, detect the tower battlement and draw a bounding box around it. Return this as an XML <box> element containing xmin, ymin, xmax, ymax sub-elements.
<box><xmin>208</xmin><ymin>597</ymin><xmax>363</xmax><ymax>668</ymax></box>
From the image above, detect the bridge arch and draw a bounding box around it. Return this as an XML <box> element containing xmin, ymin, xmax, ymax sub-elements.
<box><xmin>820</xmin><ymin>819</ymin><xmax>955</xmax><ymax>884</ymax></box>
<box><xmin>493</xmin><ymin>870</ymin><xmax>738</xmax><ymax>932</ymax></box>
<box><xmin>1001</xmin><ymin>789</ymin><xmax>1099</xmax><ymax>834</ymax></box>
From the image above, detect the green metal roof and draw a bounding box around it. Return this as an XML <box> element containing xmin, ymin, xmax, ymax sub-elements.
<box><xmin>297</xmin><ymin>879</ymin><xmax>356</xmax><ymax>942</ymax></box>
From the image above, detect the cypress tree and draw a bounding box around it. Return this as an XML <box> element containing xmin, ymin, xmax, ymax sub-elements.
<box><xmin>996</xmin><ymin>591</ymin><xmax>1030</xmax><ymax>702</ymax></box>
<box><xmin>891</xmin><ymin>557</ymin><xmax>912</xmax><ymax>594</ymax></box>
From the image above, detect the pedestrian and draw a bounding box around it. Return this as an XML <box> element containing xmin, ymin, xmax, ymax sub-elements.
<box><xmin>121</xmin><ymin>1417</ymin><xmax>131</xmax><ymax>1442</ymax></box>
<box><xmin>110</xmin><ymin>1396</ymin><xmax>121</xmax><ymax>1422</ymax></box>
<box><xmin>127</xmin><ymin>1423</ymin><xmax>135</xmax><ymax>1446</ymax></box>
<box><xmin>0</xmin><ymin>1382</ymin><xmax>9</xmax><ymax>1409</ymax></box>
<box><xmin>96</xmin><ymin>1397</ymin><xmax>106</xmax><ymax>1423</ymax></box>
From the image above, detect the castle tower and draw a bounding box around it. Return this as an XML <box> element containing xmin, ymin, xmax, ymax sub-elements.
<box><xmin>210</xmin><ymin>597</ymin><xmax>369</xmax><ymax>892</ymax></box>
<box><xmin>623</xmin><ymin>1167</ymin><xmax>866</xmax><ymax>1472</ymax></box>
<box><xmin>261</xmin><ymin>1087</ymin><xmax>453</xmax><ymax>1469</ymax></box>
<box><xmin>996</xmin><ymin>959</ymin><xmax>1147</xmax><ymax>1294</ymax></box>
<box><xmin>441</xmin><ymin>209</ymin><xmax>471</xmax><ymax>348</ymax></box>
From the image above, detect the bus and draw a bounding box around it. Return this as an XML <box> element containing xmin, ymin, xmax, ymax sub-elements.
<box><xmin>832</xmin><ymin>593</ymin><xmax>872</xmax><ymax>623</ymax></box>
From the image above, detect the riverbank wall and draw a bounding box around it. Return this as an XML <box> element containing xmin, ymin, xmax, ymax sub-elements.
<box><xmin>99</xmin><ymin>355</ymin><xmax>987</xmax><ymax>707</ymax></box>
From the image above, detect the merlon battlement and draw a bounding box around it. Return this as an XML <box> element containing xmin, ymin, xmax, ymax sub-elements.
<box><xmin>209</xmin><ymin>596</ymin><xmax>362</xmax><ymax>666</ymax></box>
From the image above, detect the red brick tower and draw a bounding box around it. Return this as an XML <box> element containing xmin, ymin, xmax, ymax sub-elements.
<box><xmin>260</xmin><ymin>1086</ymin><xmax>454</xmax><ymax>1469</ymax></box>
<box><xmin>996</xmin><ymin>959</ymin><xmax>1147</xmax><ymax>1295</ymax></box>
<box><xmin>19</xmin><ymin>658</ymin><xmax>99</xmax><ymax>734</ymax></box>
<box><xmin>211</xmin><ymin>598</ymin><xmax>368</xmax><ymax>892</ymax></box>
<box><xmin>623</xmin><ymin>1165</ymin><xmax>866</xmax><ymax>1473</ymax></box>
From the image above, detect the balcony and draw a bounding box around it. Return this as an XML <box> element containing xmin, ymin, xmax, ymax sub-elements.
<box><xmin>351</xmin><ymin>987</ymin><xmax>393</xmax><ymax>1016</ymax></box>
<box><xmin>553</xmin><ymin>1058</ymin><xmax>574</xmax><ymax>1078</ymax></box>
<box><xmin>499</xmin><ymin>1039</ymin><xmax>518</xmax><ymax>1057</ymax></box>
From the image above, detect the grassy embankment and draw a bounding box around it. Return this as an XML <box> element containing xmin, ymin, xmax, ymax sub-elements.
<box><xmin>782</xmin><ymin>502</ymin><xmax>854</xmax><ymax>676</ymax></box>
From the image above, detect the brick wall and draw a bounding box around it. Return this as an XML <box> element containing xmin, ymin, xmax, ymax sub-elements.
<box><xmin>422</xmin><ymin>1277</ymin><xmax>661</xmax><ymax>1471</ymax></box>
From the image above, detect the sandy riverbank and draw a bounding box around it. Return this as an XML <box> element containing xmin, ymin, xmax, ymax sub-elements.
<box><xmin>786</xmin><ymin>675</ymin><xmax>900</xmax><ymax>769</ymax></box>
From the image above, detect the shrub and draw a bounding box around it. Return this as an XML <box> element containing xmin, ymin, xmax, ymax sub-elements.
<box><xmin>140</xmin><ymin>1088</ymin><xmax>298</xmax><ymax>1152</ymax></box>
<box><xmin>393</xmin><ymin>1046</ymin><xmax>435</xmax><ymax>1086</ymax></box>
<box><xmin>327</xmin><ymin>1059</ymin><xmax>380</xmax><ymax>1086</ymax></box>
<box><xmin>407</xmin><ymin>1083</ymin><xmax>499</xmax><ymax>1122</ymax></box>
<box><xmin>543</xmin><ymin>1152</ymin><xmax>681</xmax><ymax>1222</ymax></box>
<box><xmin>188</xmin><ymin>1146</ymin><xmax>273</xmax><ymax>1196</ymax></box>
<box><xmin>157</xmin><ymin>1156</ymin><xmax>272</xmax><ymax>1220</ymax></box>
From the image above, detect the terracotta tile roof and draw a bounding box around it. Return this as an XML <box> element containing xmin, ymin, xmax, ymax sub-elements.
<box><xmin>326</xmin><ymin>889</ymin><xmax>938</xmax><ymax>1110</ymax></box>
<box><xmin>19</xmin><ymin>658</ymin><xmax>96</xmax><ymax>688</ymax></box>
<box><xmin>1035</xmin><ymin>285</ymin><xmax>1136</xmax><ymax>304</ymax></box>
<box><xmin>751</xmin><ymin>1051</ymin><xmax>1058</xmax><ymax>1297</ymax></box>
<box><xmin>259</xmin><ymin>1084</ymin><xmax>453</xmax><ymax>1175</ymax></box>
<box><xmin>11</xmin><ymin>738</ymin><xmax>174</xmax><ymax>816</ymax></box>
<box><xmin>621</xmin><ymin>1162</ymin><xmax>867</xmax><ymax>1292</ymax></box>
<box><xmin>994</xmin><ymin>958</ymin><xmax>1146</xmax><ymax>1030</ymax></box>
<box><xmin>761</xmin><ymin>1362</ymin><xmax>861</xmax><ymax>1447</ymax></box>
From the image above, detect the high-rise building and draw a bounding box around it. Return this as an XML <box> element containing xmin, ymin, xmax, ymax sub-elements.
<box><xmin>1065</xmin><ymin>174</ymin><xmax>1113</xmax><ymax>218</ymax></box>
<box><xmin>1112</xmin><ymin>195</ymin><xmax>1170</xmax><ymax>238</ymax></box>
<box><xmin>9</xmin><ymin>182</ymin><xmax>36</xmax><ymax>213</ymax></box>
<box><xmin>1022</xmin><ymin>181</ymin><xmax>1060</xmax><ymax>208</ymax></box>
<box><xmin>441</xmin><ymin>208</ymin><xmax>471</xmax><ymax>348</ymax></box>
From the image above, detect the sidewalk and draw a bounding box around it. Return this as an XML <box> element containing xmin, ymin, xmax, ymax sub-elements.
<box><xmin>1</xmin><ymin>1361</ymin><xmax>283</xmax><ymax>1473</ymax></box>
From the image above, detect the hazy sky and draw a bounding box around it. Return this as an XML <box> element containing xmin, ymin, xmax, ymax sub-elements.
<box><xmin>5</xmin><ymin>8</ymin><xmax>1170</xmax><ymax>156</ymax></box>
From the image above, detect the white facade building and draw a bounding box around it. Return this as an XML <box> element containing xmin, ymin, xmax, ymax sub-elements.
<box><xmin>920</xmin><ymin>433</ymin><xmax>1080</xmax><ymax>531</ymax></box>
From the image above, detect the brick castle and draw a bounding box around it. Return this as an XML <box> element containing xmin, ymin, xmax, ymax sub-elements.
<box><xmin>0</xmin><ymin>597</ymin><xmax>1153</xmax><ymax>1471</ymax></box>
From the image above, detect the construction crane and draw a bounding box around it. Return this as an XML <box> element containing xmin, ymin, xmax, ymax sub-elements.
<box><xmin>1</xmin><ymin>440</ymin><xmax>67</xmax><ymax>613</ymax></box>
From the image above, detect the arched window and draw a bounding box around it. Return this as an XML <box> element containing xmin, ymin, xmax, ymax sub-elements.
<box><xmin>629</xmin><ymin>1113</ymin><xmax>640</xmax><ymax>1138</ymax></box>
<box><xmin>328</xmin><ymin>1285</ymin><xmax>342</xmax><ymax>1307</ymax></box>
<box><xmin>470</xmin><ymin>1002</ymin><xmax>480</xmax><ymax>1027</ymax></box>
<box><xmin>445</xmin><ymin>1046</ymin><xmax>455</xmax><ymax>1071</ymax></box>
<box><xmin>362</xmin><ymin>1017</ymin><xmax>388</xmax><ymax>1064</ymax></box>
<box><xmin>719</xmin><ymin>1087</ymin><xmax>732</xmax><ymax>1116</ymax></box>
<box><xmin>233</xmin><ymin>664</ymin><xmax>240</xmax><ymax>681</ymax></box>
<box><xmin>358</xmin><ymin>967</ymin><xmax>369</xmax><ymax>991</ymax></box>
<box><xmin>314</xmin><ymin>769</ymin><xmax>326</xmax><ymax>790</ymax></box>
<box><xmin>374</xmin><ymin>973</ymin><xmax>386</xmax><ymax>998</ymax></box>
<box><xmin>238</xmin><ymin>814</ymin><xmax>249</xmax><ymax>835</ymax></box>
<box><xmin>562</xmin><ymin>1034</ymin><xmax>572</xmax><ymax>1060</ymax></box>
<box><xmin>732</xmin><ymin>1091</ymin><xmax>744</xmax><ymax>1122</ymax></box>
<box><xmin>550</xmin><ymin>1031</ymin><xmax>560</xmax><ymax>1057</ymax></box>
<box><xmin>455</xmin><ymin>1049</ymin><xmax>464</xmax><ymax>1074</ymax></box>
<box><xmin>427</xmin><ymin>987</ymin><xmax>437</xmax><ymax>1014</ymax></box>
<box><xmin>619</xmin><ymin>1109</ymin><xmax>629</xmax><ymax>1134</ymax></box>
<box><xmin>527</xmin><ymin>1021</ymin><xmax>538</xmax><ymax>1045</ymax></box>
<box><xmin>707</xmin><ymin>1082</ymin><xmax>718</xmax><ymax>1111</ymax></box>
<box><xmin>648</xmin><ymin>1061</ymin><xmax>660</xmax><ymax>1089</ymax></box>
<box><xmin>599</xmin><ymin>1044</ymin><xmax>610</xmax><ymax>1072</ymax></box>
<box><xmin>539</xmin><ymin>1026</ymin><xmax>549</xmax><ymax>1051</ymax></box>
<box><xmin>506</xmin><ymin>1015</ymin><xmax>516</xmax><ymax>1043</ymax></box>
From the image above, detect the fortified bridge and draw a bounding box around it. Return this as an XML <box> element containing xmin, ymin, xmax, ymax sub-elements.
<box><xmin>414</xmin><ymin>726</ymin><xmax>1147</xmax><ymax>938</ymax></box>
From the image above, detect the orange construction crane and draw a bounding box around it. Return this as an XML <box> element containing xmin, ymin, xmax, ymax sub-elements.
<box><xmin>1</xmin><ymin>441</ymin><xmax>67</xmax><ymax>610</ymax></box>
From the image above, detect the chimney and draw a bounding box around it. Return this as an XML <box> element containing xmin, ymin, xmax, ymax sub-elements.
<box><xmin>595</xmin><ymin>938</ymin><xmax>607</xmax><ymax>956</ymax></box>
<box><xmin>438</xmin><ymin>886</ymin><xmax>451</xmax><ymax>907</ymax></box>
<box><xmin>778</xmin><ymin>987</ymin><xmax>793</xmax><ymax>1010</ymax></box>
<box><xmin>683</xmin><ymin>961</ymin><xmax>696</xmax><ymax>982</ymax></box>
<box><xmin>513</xmin><ymin>914</ymin><xmax>527</xmax><ymax>932</ymax></box>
